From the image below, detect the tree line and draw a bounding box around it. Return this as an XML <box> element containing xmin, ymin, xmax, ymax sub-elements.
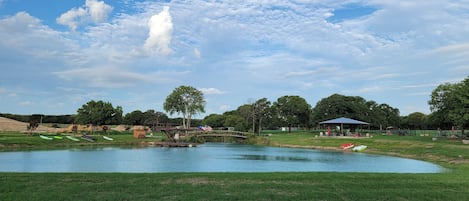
<box><xmin>2</xmin><ymin>76</ymin><xmax>468</xmax><ymax>134</ymax></box>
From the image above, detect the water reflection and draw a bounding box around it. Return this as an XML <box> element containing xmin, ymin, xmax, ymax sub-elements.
<box><xmin>238</xmin><ymin>155</ymin><xmax>311</xmax><ymax>161</ymax></box>
<box><xmin>0</xmin><ymin>143</ymin><xmax>445</xmax><ymax>173</ymax></box>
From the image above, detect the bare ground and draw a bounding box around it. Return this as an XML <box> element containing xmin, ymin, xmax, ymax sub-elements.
<box><xmin>0</xmin><ymin>117</ymin><xmax>57</xmax><ymax>132</ymax></box>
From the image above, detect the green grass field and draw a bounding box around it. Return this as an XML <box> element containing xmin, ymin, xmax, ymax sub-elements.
<box><xmin>1</xmin><ymin>132</ymin><xmax>469</xmax><ymax>200</ymax></box>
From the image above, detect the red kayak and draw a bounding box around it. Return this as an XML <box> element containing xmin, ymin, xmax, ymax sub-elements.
<box><xmin>340</xmin><ymin>143</ymin><xmax>354</xmax><ymax>150</ymax></box>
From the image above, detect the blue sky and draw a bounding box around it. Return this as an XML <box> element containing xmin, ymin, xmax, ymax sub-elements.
<box><xmin>1</xmin><ymin>0</ymin><xmax>468</xmax><ymax>117</ymax></box>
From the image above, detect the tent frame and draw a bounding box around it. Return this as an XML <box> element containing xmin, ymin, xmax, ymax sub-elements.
<box><xmin>319</xmin><ymin>117</ymin><xmax>369</xmax><ymax>136</ymax></box>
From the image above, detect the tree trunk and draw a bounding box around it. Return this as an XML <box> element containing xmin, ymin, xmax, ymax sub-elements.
<box><xmin>258</xmin><ymin>118</ymin><xmax>263</xmax><ymax>136</ymax></box>
<box><xmin>252</xmin><ymin>115</ymin><xmax>256</xmax><ymax>134</ymax></box>
<box><xmin>182</xmin><ymin>113</ymin><xmax>186</xmax><ymax>129</ymax></box>
<box><xmin>187</xmin><ymin>114</ymin><xmax>192</xmax><ymax>130</ymax></box>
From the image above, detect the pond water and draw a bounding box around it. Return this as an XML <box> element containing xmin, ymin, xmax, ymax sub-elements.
<box><xmin>0</xmin><ymin>143</ymin><xmax>445</xmax><ymax>173</ymax></box>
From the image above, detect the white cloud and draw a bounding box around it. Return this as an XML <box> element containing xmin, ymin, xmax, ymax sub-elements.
<box><xmin>0</xmin><ymin>87</ymin><xmax>5</xmax><ymax>94</ymax></box>
<box><xmin>199</xmin><ymin>88</ymin><xmax>225</xmax><ymax>95</ymax></box>
<box><xmin>56</xmin><ymin>7</ymin><xmax>87</xmax><ymax>31</ymax></box>
<box><xmin>144</xmin><ymin>6</ymin><xmax>173</xmax><ymax>56</ymax></box>
<box><xmin>56</xmin><ymin>0</ymin><xmax>113</xmax><ymax>31</ymax></box>
<box><xmin>285</xmin><ymin>67</ymin><xmax>339</xmax><ymax>78</ymax></box>
<box><xmin>194</xmin><ymin>48</ymin><xmax>201</xmax><ymax>58</ymax></box>
<box><xmin>86</xmin><ymin>0</ymin><xmax>113</xmax><ymax>22</ymax></box>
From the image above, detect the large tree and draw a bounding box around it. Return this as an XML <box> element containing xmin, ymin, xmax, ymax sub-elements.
<box><xmin>217</xmin><ymin>105</ymin><xmax>252</xmax><ymax>132</ymax></box>
<box><xmin>366</xmin><ymin>102</ymin><xmax>400</xmax><ymax>130</ymax></box>
<box><xmin>123</xmin><ymin>110</ymin><xmax>144</xmax><ymax>125</ymax></box>
<box><xmin>429</xmin><ymin>76</ymin><xmax>469</xmax><ymax>134</ymax></box>
<box><xmin>312</xmin><ymin>94</ymin><xmax>368</xmax><ymax>123</ymax></box>
<box><xmin>251</xmin><ymin>98</ymin><xmax>271</xmax><ymax>135</ymax></box>
<box><xmin>273</xmin><ymin>95</ymin><xmax>311</xmax><ymax>133</ymax></box>
<box><xmin>142</xmin><ymin>110</ymin><xmax>168</xmax><ymax>128</ymax></box>
<box><xmin>164</xmin><ymin>85</ymin><xmax>205</xmax><ymax>129</ymax></box>
<box><xmin>405</xmin><ymin>112</ymin><xmax>428</xmax><ymax>130</ymax></box>
<box><xmin>202</xmin><ymin>114</ymin><xmax>226</xmax><ymax>128</ymax></box>
<box><xmin>311</xmin><ymin>94</ymin><xmax>399</xmax><ymax>130</ymax></box>
<box><xmin>76</xmin><ymin>100</ymin><xmax>123</xmax><ymax>126</ymax></box>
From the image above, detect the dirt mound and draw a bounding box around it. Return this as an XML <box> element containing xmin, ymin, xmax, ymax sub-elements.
<box><xmin>112</xmin><ymin>125</ymin><xmax>128</xmax><ymax>132</ymax></box>
<box><xmin>0</xmin><ymin>117</ymin><xmax>57</xmax><ymax>132</ymax></box>
<box><xmin>56</xmin><ymin>124</ymin><xmax>93</xmax><ymax>133</ymax></box>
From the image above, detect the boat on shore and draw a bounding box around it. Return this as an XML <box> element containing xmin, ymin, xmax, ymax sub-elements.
<box><xmin>53</xmin><ymin>136</ymin><xmax>63</xmax><ymax>140</ymax></box>
<box><xmin>340</xmin><ymin>143</ymin><xmax>354</xmax><ymax>150</ymax></box>
<box><xmin>81</xmin><ymin>135</ymin><xmax>96</xmax><ymax>142</ymax></box>
<box><xmin>66</xmin><ymin>136</ymin><xmax>80</xmax><ymax>142</ymax></box>
<box><xmin>103</xmin><ymin>136</ymin><xmax>114</xmax><ymax>141</ymax></box>
<box><xmin>352</xmin><ymin>145</ymin><xmax>367</xmax><ymax>152</ymax></box>
<box><xmin>39</xmin><ymin>135</ymin><xmax>53</xmax><ymax>140</ymax></box>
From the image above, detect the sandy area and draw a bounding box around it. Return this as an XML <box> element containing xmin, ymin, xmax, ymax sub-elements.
<box><xmin>0</xmin><ymin>117</ymin><xmax>57</xmax><ymax>132</ymax></box>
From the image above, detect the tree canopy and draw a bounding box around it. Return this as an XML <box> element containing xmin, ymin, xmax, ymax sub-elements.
<box><xmin>273</xmin><ymin>95</ymin><xmax>311</xmax><ymax>132</ymax></box>
<box><xmin>164</xmin><ymin>85</ymin><xmax>205</xmax><ymax>129</ymax></box>
<box><xmin>429</xmin><ymin>76</ymin><xmax>469</xmax><ymax>133</ymax></box>
<box><xmin>251</xmin><ymin>98</ymin><xmax>271</xmax><ymax>135</ymax></box>
<box><xmin>123</xmin><ymin>109</ymin><xmax>168</xmax><ymax>127</ymax></box>
<box><xmin>76</xmin><ymin>100</ymin><xmax>123</xmax><ymax>125</ymax></box>
<box><xmin>312</xmin><ymin>94</ymin><xmax>400</xmax><ymax>129</ymax></box>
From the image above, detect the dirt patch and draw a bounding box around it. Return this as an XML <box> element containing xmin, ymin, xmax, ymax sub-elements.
<box><xmin>0</xmin><ymin>117</ymin><xmax>57</xmax><ymax>133</ymax></box>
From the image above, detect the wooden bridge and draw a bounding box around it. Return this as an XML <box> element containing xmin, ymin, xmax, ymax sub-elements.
<box><xmin>160</xmin><ymin>128</ymin><xmax>251</xmax><ymax>143</ymax></box>
<box><xmin>194</xmin><ymin>130</ymin><xmax>250</xmax><ymax>139</ymax></box>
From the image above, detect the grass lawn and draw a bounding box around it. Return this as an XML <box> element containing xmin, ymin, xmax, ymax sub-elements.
<box><xmin>1</xmin><ymin>132</ymin><xmax>469</xmax><ymax>200</ymax></box>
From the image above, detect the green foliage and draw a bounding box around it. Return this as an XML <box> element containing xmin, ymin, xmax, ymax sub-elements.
<box><xmin>251</xmin><ymin>98</ymin><xmax>271</xmax><ymax>134</ymax></box>
<box><xmin>403</xmin><ymin>112</ymin><xmax>428</xmax><ymax>129</ymax></box>
<box><xmin>142</xmin><ymin>110</ymin><xmax>168</xmax><ymax>127</ymax></box>
<box><xmin>164</xmin><ymin>85</ymin><xmax>205</xmax><ymax>128</ymax></box>
<box><xmin>202</xmin><ymin>114</ymin><xmax>226</xmax><ymax>127</ymax></box>
<box><xmin>429</xmin><ymin>76</ymin><xmax>469</xmax><ymax>133</ymax></box>
<box><xmin>312</xmin><ymin>94</ymin><xmax>369</xmax><ymax>123</ymax></box>
<box><xmin>273</xmin><ymin>95</ymin><xmax>311</xmax><ymax>132</ymax></box>
<box><xmin>123</xmin><ymin>109</ymin><xmax>168</xmax><ymax>127</ymax></box>
<box><xmin>312</xmin><ymin>94</ymin><xmax>400</xmax><ymax>129</ymax></box>
<box><xmin>223</xmin><ymin>115</ymin><xmax>248</xmax><ymax>131</ymax></box>
<box><xmin>123</xmin><ymin>110</ymin><xmax>144</xmax><ymax>125</ymax></box>
<box><xmin>76</xmin><ymin>100</ymin><xmax>123</xmax><ymax>125</ymax></box>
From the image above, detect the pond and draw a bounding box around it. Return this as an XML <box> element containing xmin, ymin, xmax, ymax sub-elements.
<box><xmin>0</xmin><ymin>143</ymin><xmax>445</xmax><ymax>173</ymax></box>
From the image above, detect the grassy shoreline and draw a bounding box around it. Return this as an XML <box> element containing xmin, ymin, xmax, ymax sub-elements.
<box><xmin>1</xmin><ymin>132</ymin><xmax>469</xmax><ymax>200</ymax></box>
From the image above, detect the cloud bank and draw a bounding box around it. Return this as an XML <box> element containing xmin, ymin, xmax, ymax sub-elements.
<box><xmin>56</xmin><ymin>0</ymin><xmax>113</xmax><ymax>31</ymax></box>
<box><xmin>1</xmin><ymin>0</ymin><xmax>469</xmax><ymax>116</ymax></box>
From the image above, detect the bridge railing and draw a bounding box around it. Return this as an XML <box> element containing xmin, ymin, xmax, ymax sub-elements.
<box><xmin>189</xmin><ymin>130</ymin><xmax>253</xmax><ymax>138</ymax></box>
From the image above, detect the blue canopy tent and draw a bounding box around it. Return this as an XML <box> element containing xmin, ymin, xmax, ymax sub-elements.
<box><xmin>319</xmin><ymin>117</ymin><xmax>369</xmax><ymax>136</ymax></box>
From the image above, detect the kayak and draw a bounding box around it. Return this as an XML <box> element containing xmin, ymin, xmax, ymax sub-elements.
<box><xmin>39</xmin><ymin>135</ymin><xmax>53</xmax><ymax>140</ymax></box>
<box><xmin>66</xmin><ymin>136</ymin><xmax>80</xmax><ymax>142</ymax></box>
<box><xmin>53</xmin><ymin>136</ymin><xmax>63</xmax><ymax>140</ymax></box>
<box><xmin>340</xmin><ymin>143</ymin><xmax>354</xmax><ymax>150</ymax></box>
<box><xmin>352</xmin><ymin>145</ymin><xmax>367</xmax><ymax>152</ymax></box>
<box><xmin>81</xmin><ymin>135</ymin><xmax>96</xmax><ymax>142</ymax></box>
<box><xmin>103</xmin><ymin>136</ymin><xmax>114</xmax><ymax>141</ymax></box>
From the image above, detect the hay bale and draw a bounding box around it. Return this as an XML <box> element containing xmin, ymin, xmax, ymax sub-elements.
<box><xmin>133</xmin><ymin>129</ymin><xmax>146</xmax><ymax>139</ymax></box>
